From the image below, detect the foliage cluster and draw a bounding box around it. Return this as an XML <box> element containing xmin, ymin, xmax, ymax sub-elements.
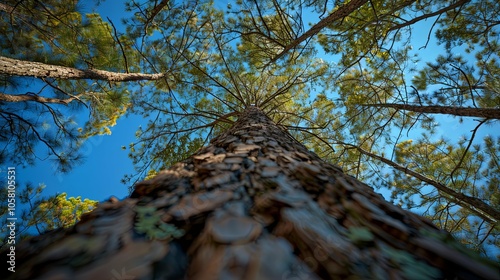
<box><xmin>0</xmin><ymin>182</ymin><xmax>97</xmax><ymax>249</ymax></box>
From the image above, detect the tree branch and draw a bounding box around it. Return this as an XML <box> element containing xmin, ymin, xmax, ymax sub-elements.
<box><xmin>0</xmin><ymin>56</ymin><xmax>165</xmax><ymax>82</ymax></box>
<box><xmin>387</xmin><ymin>0</ymin><xmax>470</xmax><ymax>32</ymax></box>
<box><xmin>337</xmin><ymin>141</ymin><xmax>500</xmax><ymax>224</ymax></box>
<box><xmin>361</xmin><ymin>103</ymin><xmax>500</xmax><ymax>119</ymax></box>
<box><xmin>0</xmin><ymin>92</ymin><xmax>81</xmax><ymax>105</ymax></box>
<box><xmin>268</xmin><ymin>0</ymin><xmax>369</xmax><ymax>64</ymax></box>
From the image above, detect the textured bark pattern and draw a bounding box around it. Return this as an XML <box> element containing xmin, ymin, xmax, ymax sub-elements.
<box><xmin>0</xmin><ymin>56</ymin><xmax>164</xmax><ymax>82</ymax></box>
<box><xmin>3</xmin><ymin>107</ymin><xmax>498</xmax><ymax>279</ymax></box>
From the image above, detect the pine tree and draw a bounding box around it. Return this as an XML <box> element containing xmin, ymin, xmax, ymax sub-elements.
<box><xmin>2</xmin><ymin>0</ymin><xmax>499</xmax><ymax>277</ymax></box>
<box><xmin>3</xmin><ymin>106</ymin><xmax>498</xmax><ymax>279</ymax></box>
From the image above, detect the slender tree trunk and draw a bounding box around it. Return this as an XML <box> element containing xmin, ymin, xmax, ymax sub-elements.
<box><xmin>3</xmin><ymin>106</ymin><xmax>498</xmax><ymax>279</ymax></box>
<box><xmin>363</xmin><ymin>103</ymin><xmax>500</xmax><ymax>119</ymax></box>
<box><xmin>0</xmin><ymin>56</ymin><xmax>165</xmax><ymax>82</ymax></box>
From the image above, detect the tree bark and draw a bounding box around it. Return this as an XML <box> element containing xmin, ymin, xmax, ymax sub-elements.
<box><xmin>3</xmin><ymin>106</ymin><xmax>498</xmax><ymax>279</ymax></box>
<box><xmin>363</xmin><ymin>103</ymin><xmax>500</xmax><ymax>119</ymax></box>
<box><xmin>0</xmin><ymin>56</ymin><xmax>165</xmax><ymax>82</ymax></box>
<box><xmin>0</xmin><ymin>92</ymin><xmax>79</xmax><ymax>104</ymax></box>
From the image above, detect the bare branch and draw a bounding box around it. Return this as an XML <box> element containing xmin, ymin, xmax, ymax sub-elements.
<box><xmin>361</xmin><ymin>103</ymin><xmax>500</xmax><ymax>119</ymax></box>
<box><xmin>107</xmin><ymin>17</ymin><xmax>130</xmax><ymax>73</ymax></box>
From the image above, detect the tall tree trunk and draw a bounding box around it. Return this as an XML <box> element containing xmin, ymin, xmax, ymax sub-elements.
<box><xmin>3</xmin><ymin>106</ymin><xmax>498</xmax><ymax>279</ymax></box>
<box><xmin>362</xmin><ymin>103</ymin><xmax>500</xmax><ymax>119</ymax></box>
<box><xmin>0</xmin><ymin>56</ymin><xmax>165</xmax><ymax>82</ymax></box>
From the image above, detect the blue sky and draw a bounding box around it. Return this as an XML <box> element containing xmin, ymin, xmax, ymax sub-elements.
<box><xmin>21</xmin><ymin>114</ymin><xmax>139</xmax><ymax>201</ymax></box>
<box><xmin>19</xmin><ymin>1</ymin><xmax>135</xmax><ymax>202</ymax></box>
